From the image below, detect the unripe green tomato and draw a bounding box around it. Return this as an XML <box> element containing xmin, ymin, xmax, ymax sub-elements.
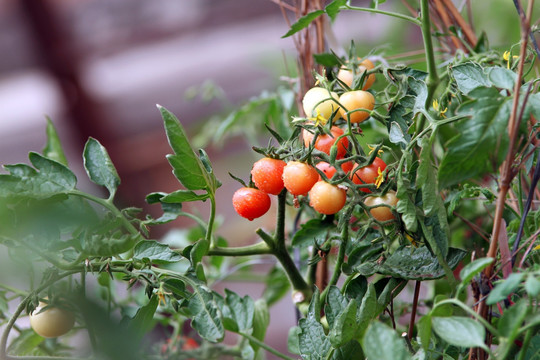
<box><xmin>302</xmin><ymin>87</ymin><xmax>340</xmax><ymax>121</ymax></box>
<box><xmin>30</xmin><ymin>302</ymin><xmax>75</xmax><ymax>338</ymax></box>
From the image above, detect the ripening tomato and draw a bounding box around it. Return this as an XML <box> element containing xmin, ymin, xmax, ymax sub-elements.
<box><xmin>302</xmin><ymin>87</ymin><xmax>340</xmax><ymax>121</ymax></box>
<box><xmin>316</xmin><ymin>161</ymin><xmax>354</xmax><ymax>180</ymax></box>
<box><xmin>339</xmin><ymin>90</ymin><xmax>375</xmax><ymax>123</ymax></box>
<box><xmin>364</xmin><ymin>190</ymin><xmax>398</xmax><ymax>222</ymax></box>
<box><xmin>337</xmin><ymin>58</ymin><xmax>376</xmax><ymax>90</ymax></box>
<box><xmin>232</xmin><ymin>187</ymin><xmax>271</xmax><ymax>220</ymax></box>
<box><xmin>350</xmin><ymin>157</ymin><xmax>387</xmax><ymax>193</ymax></box>
<box><xmin>282</xmin><ymin>161</ymin><xmax>319</xmax><ymax>196</ymax></box>
<box><xmin>30</xmin><ymin>301</ymin><xmax>75</xmax><ymax>338</ymax></box>
<box><xmin>309</xmin><ymin>181</ymin><xmax>347</xmax><ymax>215</ymax></box>
<box><xmin>302</xmin><ymin>126</ymin><xmax>349</xmax><ymax>158</ymax></box>
<box><xmin>251</xmin><ymin>157</ymin><xmax>286</xmax><ymax>195</ymax></box>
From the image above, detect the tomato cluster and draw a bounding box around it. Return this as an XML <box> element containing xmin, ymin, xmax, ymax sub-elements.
<box><xmin>232</xmin><ymin>56</ymin><xmax>398</xmax><ymax>223</ymax></box>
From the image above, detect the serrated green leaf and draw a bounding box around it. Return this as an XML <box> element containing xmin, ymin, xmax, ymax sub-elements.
<box><xmin>417</xmin><ymin>138</ymin><xmax>438</xmax><ymax>217</ymax></box>
<box><xmin>389</xmin><ymin>121</ymin><xmax>409</xmax><ymax>146</ymax></box>
<box><xmin>362</xmin><ymin>322</ymin><xmax>411</xmax><ymax>360</ymax></box>
<box><xmin>42</xmin><ymin>118</ymin><xmax>68</xmax><ymax>166</ymax></box>
<box><xmin>355</xmin><ymin>284</ymin><xmax>377</xmax><ymax>339</ymax></box>
<box><xmin>159</xmin><ymin>105</ymin><xmax>213</xmax><ymax>191</ymax></box>
<box><xmin>439</xmin><ymin>95</ymin><xmax>511</xmax><ymax>188</ymax></box>
<box><xmin>486</xmin><ymin>67</ymin><xmax>517</xmax><ymax>90</ymax></box>
<box><xmin>187</xmin><ymin>285</ymin><xmax>224</xmax><ymax>342</ymax></box>
<box><xmin>487</xmin><ymin>272</ymin><xmax>524</xmax><ymax>305</ymax></box>
<box><xmin>409</xmin><ymin>77</ymin><xmax>428</xmax><ymax>114</ymax></box>
<box><xmin>432</xmin><ymin>316</ymin><xmax>487</xmax><ymax>350</ymax></box>
<box><xmin>354</xmin><ymin>246</ymin><xmax>466</xmax><ymax>280</ymax></box>
<box><xmin>224</xmin><ymin>289</ymin><xmax>254</xmax><ymax>332</ymax></box>
<box><xmin>129</xmin><ymin>295</ymin><xmax>159</xmax><ymax>340</ymax></box>
<box><xmin>325</xmin><ymin>286</ymin><xmax>348</xmax><ymax>329</ymax></box>
<box><xmin>29</xmin><ymin>152</ymin><xmax>77</xmax><ymax>194</ymax></box>
<box><xmin>325</xmin><ymin>0</ymin><xmax>347</xmax><ymax>21</ymax></box>
<box><xmin>292</xmin><ymin>219</ymin><xmax>334</xmax><ymax>247</ymax></box>
<box><xmin>459</xmin><ymin>258</ymin><xmax>494</xmax><ymax>285</ymax></box>
<box><xmin>133</xmin><ymin>239</ymin><xmax>182</xmax><ymax>264</ymax></box>
<box><xmin>331</xmin><ymin>340</ymin><xmax>363</xmax><ymax>360</ymax></box>
<box><xmin>282</xmin><ymin>10</ymin><xmax>325</xmax><ymax>38</ymax></box>
<box><xmin>161</xmin><ymin>189</ymin><xmax>210</xmax><ymax>203</ymax></box>
<box><xmin>83</xmin><ymin>137</ymin><xmax>120</xmax><ymax>197</ymax></box>
<box><xmin>452</xmin><ymin>62</ymin><xmax>491</xmax><ymax>95</ymax></box>
<box><xmin>298</xmin><ymin>314</ymin><xmax>332</xmax><ymax>359</ymax></box>
<box><xmin>288</xmin><ymin>326</ymin><xmax>301</xmax><ymax>355</ymax></box>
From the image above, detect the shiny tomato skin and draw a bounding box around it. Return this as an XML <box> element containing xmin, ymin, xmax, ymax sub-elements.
<box><xmin>29</xmin><ymin>302</ymin><xmax>75</xmax><ymax>338</ymax></box>
<box><xmin>302</xmin><ymin>87</ymin><xmax>340</xmax><ymax>120</ymax></box>
<box><xmin>337</xmin><ymin>58</ymin><xmax>376</xmax><ymax>90</ymax></box>
<box><xmin>350</xmin><ymin>157</ymin><xmax>387</xmax><ymax>193</ymax></box>
<box><xmin>316</xmin><ymin>161</ymin><xmax>354</xmax><ymax>180</ymax></box>
<box><xmin>232</xmin><ymin>187</ymin><xmax>271</xmax><ymax>220</ymax></box>
<box><xmin>364</xmin><ymin>190</ymin><xmax>398</xmax><ymax>222</ymax></box>
<box><xmin>339</xmin><ymin>90</ymin><xmax>375</xmax><ymax>123</ymax></box>
<box><xmin>251</xmin><ymin>157</ymin><xmax>286</xmax><ymax>195</ymax></box>
<box><xmin>302</xmin><ymin>126</ymin><xmax>348</xmax><ymax>158</ymax></box>
<box><xmin>309</xmin><ymin>181</ymin><xmax>347</xmax><ymax>215</ymax></box>
<box><xmin>282</xmin><ymin>161</ymin><xmax>319</xmax><ymax>196</ymax></box>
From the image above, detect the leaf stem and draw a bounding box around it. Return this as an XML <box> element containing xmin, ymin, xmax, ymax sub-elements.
<box><xmin>207</xmin><ymin>197</ymin><xmax>217</xmax><ymax>247</ymax></box>
<box><xmin>343</xmin><ymin>5</ymin><xmax>421</xmax><ymax>25</ymax></box>
<box><xmin>237</xmin><ymin>332</ymin><xmax>297</xmax><ymax>360</ymax></box>
<box><xmin>208</xmin><ymin>242</ymin><xmax>272</xmax><ymax>256</ymax></box>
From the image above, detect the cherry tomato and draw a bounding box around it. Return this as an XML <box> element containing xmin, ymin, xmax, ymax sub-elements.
<box><xmin>282</xmin><ymin>161</ymin><xmax>319</xmax><ymax>196</ymax></box>
<box><xmin>251</xmin><ymin>157</ymin><xmax>286</xmax><ymax>195</ymax></box>
<box><xmin>302</xmin><ymin>126</ymin><xmax>349</xmax><ymax>158</ymax></box>
<box><xmin>232</xmin><ymin>187</ymin><xmax>271</xmax><ymax>220</ymax></box>
<box><xmin>350</xmin><ymin>157</ymin><xmax>387</xmax><ymax>193</ymax></box>
<box><xmin>337</xmin><ymin>58</ymin><xmax>376</xmax><ymax>90</ymax></box>
<box><xmin>29</xmin><ymin>301</ymin><xmax>75</xmax><ymax>338</ymax></box>
<box><xmin>302</xmin><ymin>87</ymin><xmax>340</xmax><ymax>121</ymax></box>
<box><xmin>339</xmin><ymin>90</ymin><xmax>375</xmax><ymax>123</ymax></box>
<box><xmin>309</xmin><ymin>181</ymin><xmax>347</xmax><ymax>215</ymax></box>
<box><xmin>364</xmin><ymin>190</ymin><xmax>398</xmax><ymax>222</ymax></box>
<box><xmin>316</xmin><ymin>161</ymin><xmax>353</xmax><ymax>180</ymax></box>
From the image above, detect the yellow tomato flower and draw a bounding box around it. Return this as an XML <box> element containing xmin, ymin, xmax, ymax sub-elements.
<box><xmin>375</xmin><ymin>167</ymin><xmax>385</xmax><ymax>188</ymax></box>
<box><xmin>503</xmin><ymin>50</ymin><xmax>518</xmax><ymax>69</ymax></box>
<box><xmin>433</xmin><ymin>99</ymin><xmax>447</xmax><ymax>118</ymax></box>
<box><xmin>308</xmin><ymin>108</ymin><xmax>328</xmax><ymax>126</ymax></box>
<box><xmin>405</xmin><ymin>233</ymin><xmax>418</xmax><ymax>248</ymax></box>
<box><xmin>368</xmin><ymin>144</ymin><xmax>383</xmax><ymax>155</ymax></box>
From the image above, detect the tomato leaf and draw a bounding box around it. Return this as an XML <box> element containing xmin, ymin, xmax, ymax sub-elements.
<box><xmin>250</xmin><ymin>299</ymin><xmax>270</xmax><ymax>356</ymax></box>
<box><xmin>145</xmin><ymin>192</ymin><xmax>184</xmax><ymax>225</ymax></box>
<box><xmin>355</xmin><ymin>284</ymin><xmax>377</xmax><ymax>339</ymax></box>
<box><xmin>354</xmin><ymin>246</ymin><xmax>466</xmax><ymax>280</ymax></box>
<box><xmin>83</xmin><ymin>137</ymin><xmax>120</xmax><ymax>198</ymax></box>
<box><xmin>291</xmin><ymin>218</ymin><xmax>335</xmax><ymax>247</ymax></box>
<box><xmin>159</xmin><ymin>105</ymin><xmax>214</xmax><ymax>192</ymax></box>
<box><xmin>329</xmin><ymin>298</ymin><xmax>358</xmax><ymax>348</ymax></box>
<box><xmin>223</xmin><ymin>289</ymin><xmax>254</xmax><ymax>332</ymax></box>
<box><xmin>160</xmin><ymin>189</ymin><xmax>210</xmax><ymax>203</ymax></box>
<box><xmin>29</xmin><ymin>152</ymin><xmax>77</xmax><ymax>195</ymax></box>
<box><xmin>128</xmin><ymin>295</ymin><xmax>159</xmax><ymax>341</ymax></box>
<box><xmin>438</xmin><ymin>92</ymin><xmax>511</xmax><ymax>189</ymax></box>
<box><xmin>487</xmin><ymin>67</ymin><xmax>517</xmax><ymax>90</ymax></box>
<box><xmin>452</xmin><ymin>62</ymin><xmax>491</xmax><ymax>95</ymax></box>
<box><xmin>459</xmin><ymin>258</ymin><xmax>494</xmax><ymax>285</ymax></box>
<box><xmin>186</xmin><ymin>285</ymin><xmax>225</xmax><ymax>342</ymax></box>
<box><xmin>324</xmin><ymin>286</ymin><xmax>349</xmax><ymax>329</ymax></box>
<box><xmin>362</xmin><ymin>322</ymin><xmax>412</xmax><ymax>360</ymax></box>
<box><xmin>487</xmin><ymin>272</ymin><xmax>524</xmax><ymax>305</ymax></box>
<box><xmin>262</xmin><ymin>266</ymin><xmax>290</xmax><ymax>306</ymax></box>
<box><xmin>42</xmin><ymin>118</ymin><xmax>68</xmax><ymax>166</ymax></box>
<box><xmin>313</xmin><ymin>52</ymin><xmax>342</xmax><ymax>67</ymax></box>
<box><xmin>282</xmin><ymin>10</ymin><xmax>325</xmax><ymax>38</ymax></box>
<box><xmin>133</xmin><ymin>239</ymin><xmax>182</xmax><ymax>264</ymax></box>
<box><xmin>325</xmin><ymin>0</ymin><xmax>347</xmax><ymax>22</ymax></box>
<box><xmin>298</xmin><ymin>289</ymin><xmax>332</xmax><ymax>359</ymax></box>
<box><xmin>432</xmin><ymin>316</ymin><xmax>487</xmax><ymax>350</ymax></box>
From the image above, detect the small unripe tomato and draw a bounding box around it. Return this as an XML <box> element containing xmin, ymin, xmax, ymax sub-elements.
<box><xmin>232</xmin><ymin>187</ymin><xmax>271</xmax><ymax>221</ymax></box>
<box><xmin>339</xmin><ymin>90</ymin><xmax>375</xmax><ymax>123</ymax></box>
<box><xmin>350</xmin><ymin>157</ymin><xmax>387</xmax><ymax>193</ymax></box>
<box><xmin>282</xmin><ymin>161</ymin><xmax>319</xmax><ymax>196</ymax></box>
<box><xmin>251</xmin><ymin>157</ymin><xmax>286</xmax><ymax>195</ymax></box>
<box><xmin>337</xmin><ymin>58</ymin><xmax>376</xmax><ymax>90</ymax></box>
<box><xmin>30</xmin><ymin>302</ymin><xmax>75</xmax><ymax>338</ymax></box>
<box><xmin>364</xmin><ymin>190</ymin><xmax>398</xmax><ymax>222</ymax></box>
<box><xmin>302</xmin><ymin>87</ymin><xmax>340</xmax><ymax>121</ymax></box>
<box><xmin>302</xmin><ymin>126</ymin><xmax>349</xmax><ymax>158</ymax></box>
<box><xmin>309</xmin><ymin>181</ymin><xmax>347</xmax><ymax>215</ymax></box>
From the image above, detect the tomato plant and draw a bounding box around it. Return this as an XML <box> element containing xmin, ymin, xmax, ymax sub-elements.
<box><xmin>232</xmin><ymin>187</ymin><xmax>271</xmax><ymax>220</ymax></box>
<box><xmin>1</xmin><ymin>1</ymin><xmax>539</xmax><ymax>360</ymax></box>
<box><xmin>29</xmin><ymin>302</ymin><xmax>75</xmax><ymax>338</ymax></box>
<box><xmin>251</xmin><ymin>157</ymin><xmax>286</xmax><ymax>195</ymax></box>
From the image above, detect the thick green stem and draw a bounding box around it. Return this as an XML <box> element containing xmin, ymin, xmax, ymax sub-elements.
<box><xmin>208</xmin><ymin>242</ymin><xmax>272</xmax><ymax>256</ymax></box>
<box><xmin>207</xmin><ymin>197</ymin><xmax>217</xmax><ymax>247</ymax></box>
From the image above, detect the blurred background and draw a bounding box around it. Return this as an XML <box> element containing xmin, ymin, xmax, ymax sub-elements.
<box><xmin>0</xmin><ymin>0</ymin><xmax>529</xmax><ymax>357</ymax></box>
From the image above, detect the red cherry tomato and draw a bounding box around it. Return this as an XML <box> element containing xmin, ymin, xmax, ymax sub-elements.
<box><xmin>251</xmin><ymin>157</ymin><xmax>286</xmax><ymax>195</ymax></box>
<box><xmin>302</xmin><ymin>126</ymin><xmax>349</xmax><ymax>158</ymax></box>
<box><xmin>232</xmin><ymin>187</ymin><xmax>271</xmax><ymax>220</ymax></box>
<box><xmin>282</xmin><ymin>161</ymin><xmax>319</xmax><ymax>196</ymax></box>
<box><xmin>316</xmin><ymin>161</ymin><xmax>354</xmax><ymax>180</ymax></box>
<box><xmin>350</xmin><ymin>157</ymin><xmax>387</xmax><ymax>193</ymax></box>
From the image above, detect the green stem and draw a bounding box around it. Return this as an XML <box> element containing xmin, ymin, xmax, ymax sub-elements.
<box><xmin>417</xmin><ymin>0</ymin><xmax>440</xmax><ymax>131</ymax></box>
<box><xmin>433</xmin><ymin>299</ymin><xmax>500</xmax><ymax>336</ymax></box>
<box><xmin>208</xmin><ymin>242</ymin><xmax>272</xmax><ymax>256</ymax></box>
<box><xmin>344</xmin><ymin>5</ymin><xmax>421</xmax><ymax>25</ymax></box>
<box><xmin>238</xmin><ymin>332</ymin><xmax>297</xmax><ymax>360</ymax></box>
<box><xmin>517</xmin><ymin>326</ymin><xmax>535</xmax><ymax>360</ymax></box>
<box><xmin>69</xmin><ymin>190</ymin><xmax>140</xmax><ymax>237</ymax></box>
<box><xmin>207</xmin><ymin>197</ymin><xmax>217</xmax><ymax>247</ymax></box>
